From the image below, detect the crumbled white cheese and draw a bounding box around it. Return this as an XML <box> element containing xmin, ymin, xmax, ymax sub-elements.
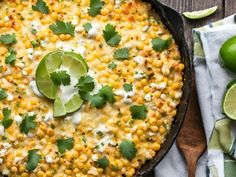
<box><xmin>27</xmin><ymin>132</ymin><xmax>34</xmax><ymax>138</ymax></box>
<box><xmin>14</xmin><ymin>157</ymin><xmax>22</xmax><ymax>164</ymax></box>
<box><xmin>15</xmin><ymin>115</ymin><xmax>23</xmax><ymax>125</ymax></box>
<box><xmin>97</xmin><ymin>135</ymin><xmax>112</xmax><ymax>152</ymax></box>
<box><xmin>4</xmin><ymin>16</ymin><xmax>9</xmax><ymax>21</ymax></box>
<box><xmin>133</xmin><ymin>56</ymin><xmax>145</xmax><ymax>65</ymax></box>
<box><xmin>75</xmin><ymin>26</ymin><xmax>83</xmax><ymax>33</ymax></box>
<box><xmin>2</xmin><ymin>143</ymin><xmax>11</xmax><ymax>149</ymax></box>
<box><xmin>2</xmin><ymin>169</ymin><xmax>9</xmax><ymax>175</ymax></box>
<box><xmin>44</xmin><ymin>111</ymin><xmax>54</xmax><ymax>122</ymax></box>
<box><xmin>45</xmin><ymin>155</ymin><xmax>54</xmax><ymax>163</ymax></box>
<box><xmin>175</xmin><ymin>91</ymin><xmax>182</xmax><ymax>99</ymax></box>
<box><xmin>134</xmin><ymin>71</ymin><xmax>145</xmax><ymax>79</ymax></box>
<box><xmin>0</xmin><ymin>149</ymin><xmax>7</xmax><ymax>157</ymax></box>
<box><xmin>156</xmin><ymin>82</ymin><xmax>167</xmax><ymax>90</ymax></box>
<box><xmin>126</xmin><ymin>133</ymin><xmax>132</xmax><ymax>140</ymax></box>
<box><xmin>0</xmin><ymin>125</ymin><xmax>4</xmax><ymax>136</ymax></box>
<box><xmin>91</xmin><ymin>154</ymin><xmax>98</xmax><ymax>161</ymax></box>
<box><xmin>2</xmin><ymin>66</ymin><xmax>12</xmax><ymax>76</ymax></box>
<box><xmin>88</xmin><ymin>23</ymin><xmax>100</xmax><ymax>38</ymax></box>
<box><xmin>161</xmin><ymin>94</ymin><xmax>167</xmax><ymax>100</ymax></box>
<box><xmin>7</xmin><ymin>93</ymin><xmax>14</xmax><ymax>101</ymax></box>
<box><xmin>162</xmin><ymin>64</ymin><xmax>171</xmax><ymax>75</ymax></box>
<box><xmin>88</xmin><ymin>167</ymin><xmax>98</xmax><ymax>176</ymax></box>
<box><xmin>76</xmin><ymin>46</ymin><xmax>86</xmax><ymax>57</ymax></box>
<box><xmin>30</xmin><ymin>80</ymin><xmax>43</xmax><ymax>97</ymax></box>
<box><xmin>116</xmin><ymin>89</ymin><xmax>134</xmax><ymax>104</ymax></box>
<box><xmin>72</xmin><ymin>18</ymin><xmax>78</xmax><ymax>25</ymax></box>
<box><xmin>17</xmin><ymin>62</ymin><xmax>25</xmax><ymax>69</ymax></box>
<box><xmin>0</xmin><ymin>158</ymin><xmax>3</xmax><ymax>164</ymax></box>
<box><xmin>26</xmin><ymin>48</ymin><xmax>34</xmax><ymax>60</ymax></box>
<box><xmin>143</xmin><ymin>25</ymin><xmax>149</xmax><ymax>32</ymax></box>
<box><xmin>144</xmin><ymin>94</ymin><xmax>152</xmax><ymax>101</ymax></box>
<box><xmin>71</xmin><ymin>111</ymin><xmax>81</xmax><ymax>125</ymax></box>
<box><xmin>94</xmin><ymin>124</ymin><xmax>109</xmax><ymax>134</ymax></box>
<box><xmin>34</xmin><ymin>51</ymin><xmax>43</xmax><ymax>57</ymax></box>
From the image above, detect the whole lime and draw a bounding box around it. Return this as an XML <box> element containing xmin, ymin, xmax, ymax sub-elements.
<box><xmin>220</xmin><ymin>36</ymin><xmax>236</xmax><ymax>73</ymax></box>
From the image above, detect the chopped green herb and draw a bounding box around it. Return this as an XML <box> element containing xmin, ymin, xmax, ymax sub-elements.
<box><xmin>96</xmin><ymin>131</ymin><xmax>104</xmax><ymax>137</ymax></box>
<box><xmin>5</xmin><ymin>49</ymin><xmax>16</xmax><ymax>65</ymax></box>
<box><xmin>79</xmin><ymin>90</ymin><xmax>91</xmax><ymax>101</ymax></box>
<box><xmin>130</xmin><ymin>104</ymin><xmax>147</xmax><ymax>120</ymax></box>
<box><xmin>83</xmin><ymin>23</ymin><xmax>92</xmax><ymax>33</ymax></box>
<box><xmin>114</xmin><ymin>48</ymin><xmax>129</xmax><ymax>60</ymax></box>
<box><xmin>50</xmin><ymin>70</ymin><xmax>71</xmax><ymax>86</ymax></box>
<box><xmin>50</xmin><ymin>20</ymin><xmax>75</xmax><ymax>36</ymax></box>
<box><xmin>32</xmin><ymin>0</ymin><xmax>49</xmax><ymax>14</ymax></box>
<box><xmin>99</xmin><ymin>85</ymin><xmax>115</xmax><ymax>103</ymax></box>
<box><xmin>81</xmin><ymin>136</ymin><xmax>87</xmax><ymax>144</ymax></box>
<box><xmin>119</xmin><ymin>140</ymin><xmax>137</xmax><ymax>160</ymax></box>
<box><xmin>0</xmin><ymin>34</ymin><xmax>17</xmax><ymax>45</ymax></box>
<box><xmin>1</xmin><ymin>108</ymin><xmax>13</xmax><ymax>129</ymax></box>
<box><xmin>0</xmin><ymin>89</ymin><xmax>7</xmax><ymax>101</ymax></box>
<box><xmin>90</xmin><ymin>94</ymin><xmax>106</xmax><ymax>108</ymax></box>
<box><xmin>108</xmin><ymin>62</ymin><xmax>116</xmax><ymax>69</ymax></box>
<box><xmin>76</xmin><ymin>76</ymin><xmax>95</xmax><ymax>92</ymax></box>
<box><xmin>26</xmin><ymin>150</ymin><xmax>41</xmax><ymax>172</ymax></box>
<box><xmin>111</xmin><ymin>165</ymin><xmax>120</xmax><ymax>171</ymax></box>
<box><xmin>31</xmin><ymin>29</ymin><xmax>37</xmax><ymax>35</ymax></box>
<box><xmin>123</xmin><ymin>84</ymin><xmax>133</xmax><ymax>92</ymax></box>
<box><xmin>89</xmin><ymin>0</ymin><xmax>105</xmax><ymax>17</ymax></box>
<box><xmin>20</xmin><ymin>114</ymin><xmax>36</xmax><ymax>134</ymax></box>
<box><xmin>0</xmin><ymin>66</ymin><xmax>2</xmax><ymax>73</ymax></box>
<box><xmin>103</xmin><ymin>24</ymin><xmax>121</xmax><ymax>47</ymax></box>
<box><xmin>57</xmin><ymin>138</ymin><xmax>74</xmax><ymax>154</ymax></box>
<box><xmin>31</xmin><ymin>40</ymin><xmax>40</xmax><ymax>48</ymax></box>
<box><xmin>97</xmin><ymin>156</ymin><xmax>109</xmax><ymax>169</ymax></box>
<box><xmin>152</xmin><ymin>37</ymin><xmax>172</xmax><ymax>52</ymax></box>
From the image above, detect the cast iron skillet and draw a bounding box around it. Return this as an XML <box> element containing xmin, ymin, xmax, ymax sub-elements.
<box><xmin>0</xmin><ymin>1</ymin><xmax>191</xmax><ymax>177</ymax></box>
<box><xmin>135</xmin><ymin>0</ymin><xmax>192</xmax><ymax>177</ymax></box>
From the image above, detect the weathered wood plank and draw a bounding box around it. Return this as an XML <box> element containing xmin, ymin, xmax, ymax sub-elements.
<box><xmin>224</xmin><ymin>0</ymin><xmax>236</xmax><ymax>16</ymax></box>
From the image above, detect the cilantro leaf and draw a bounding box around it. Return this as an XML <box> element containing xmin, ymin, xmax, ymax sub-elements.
<box><xmin>1</xmin><ymin>108</ymin><xmax>13</xmax><ymax>129</ymax></box>
<box><xmin>32</xmin><ymin>0</ymin><xmax>49</xmax><ymax>14</ymax></box>
<box><xmin>119</xmin><ymin>140</ymin><xmax>137</xmax><ymax>160</ymax></box>
<box><xmin>50</xmin><ymin>70</ymin><xmax>71</xmax><ymax>86</ymax></box>
<box><xmin>130</xmin><ymin>104</ymin><xmax>148</xmax><ymax>120</ymax></box>
<box><xmin>103</xmin><ymin>24</ymin><xmax>121</xmax><ymax>47</ymax></box>
<box><xmin>90</xmin><ymin>94</ymin><xmax>106</xmax><ymax>108</ymax></box>
<box><xmin>123</xmin><ymin>84</ymin><xmax>133</xmax><ymax>92</ymax></box>
<box><xmin>0</xmin><ymin>89</ymin><xmax>7</xmax><ymax>101</ymax></box>
<box><xmin>56</xmin><ymin>138</ymin><xmax>74</xmax><ymax>154</ymax></box>
<box><xmin>83</xmin><ymin>23</ymin><xmax>92</xmax><ymax>33</ymax></box>
<box><xmin>0</xmin><ymin>34</ymin><xmax>17</xmax><ymax>45</ymax></box>
<box><xmin>89</xmin><ymin>0</ymin><xmax>105</xmax><ymax>17</ymax></box>
<box><xmin>99</xmin><ymin>85</ymin><xmax>115</xmax><ymax>103</ymax></box>
<box><xmin>79</xmin><ymin>90</ymin><xmax>91</xmax><ymax>101</ymax></box>
<box><xmin>76</xmin><ymin>76</ymin><xmax>95</xmax><ymax>92</ymax></box>
<box><xmin>114</xmin><ymin>48</ymin><xmax>129</xmax><ymax>60</ymax></box>
<box><xmin>97</xmin><ymin>156</ymin><xmax>109</xmax><ymax>169</ymax></box>
<box><xmin>151</xmin><ymin>37</ymin><xmax>172</xmax><ymax>52</ymax></box>
<box><xmin>20</xmin><ymin>114</ymin><xmax>37</xmax><ymax>134</ymax></box>
<box><xmin>26</xmin><ymin>150</ymin><xmax>41</xmax><ymax>172</ymax></box>
<box><xmin>108</xmin><ymin>62</ymin><xmax>116</xmax><ymax>70</ymax></box>
<box><xmin>50</xmin><ymin>20</ymin><xmax>75</xmax><ymax>36</ymax></box>
<box><xmin>5</xmin><ymin>49</ymin><xmax>16</xmax><ymax>65</ymax></box>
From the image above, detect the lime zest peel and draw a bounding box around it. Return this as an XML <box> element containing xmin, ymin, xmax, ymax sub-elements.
<box><xmin>183</xmin><ymin>6</ymin><xmax>218</xmax><ymax>20</ymax></box>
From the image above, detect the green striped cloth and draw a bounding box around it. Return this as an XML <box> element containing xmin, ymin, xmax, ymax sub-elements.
<box><xmin>193</xmin><ymin>15</ymin><xmax>236</xmax><ymax>177</ymax></box>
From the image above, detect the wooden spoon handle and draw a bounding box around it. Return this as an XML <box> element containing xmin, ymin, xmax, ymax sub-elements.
<box><xmin>187</xmin><ymin>159</ymin><xmax>196</xmax><ymax>177</ymax></box>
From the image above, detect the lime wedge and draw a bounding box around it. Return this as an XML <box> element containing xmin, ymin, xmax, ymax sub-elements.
<box><xmin>183</xmin><ymin>6</ymin><xmax>218</xmax><ymax>19</ymax></box>
<box><xmin>54</xmin><ymin>96</ymin><xmax>67</xmax><ymax>117</ymax></box>
<box><xmin>223</xmin><ymin>84</ymin><xmax>236</xmax><ymax>120</ymax></box>
<box><xmin>36</xmin><ymin>50</ymin><xmax>88</xmax><ymax>117</ymax></box>
<box><xmin>65</xmin><ymin>94</ymin><xmax>83</xmax><ymax>113</ymax></box>
<box><xmin>227</xmin><ymin>79</ymin><xmax>236</xmax><ymax>89</ymax></box>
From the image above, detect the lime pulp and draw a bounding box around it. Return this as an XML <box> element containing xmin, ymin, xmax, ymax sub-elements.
<box><xmin>223</xmin><ymin>83</ymin><xmax>236</xmax><ymax>120</ymax></box>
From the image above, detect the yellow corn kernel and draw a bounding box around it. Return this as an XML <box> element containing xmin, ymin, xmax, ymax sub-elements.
<box><xmin>143</xmin><ymin>86</ymin><xmax>150</xmax><ymax>93</ymax></box>
<box><xmin>152</xmin><ymin>143</ymin><xmax>161</xmax><ymax>151</ymax></box>
<box><xmin>45</xmin><ymin>171</ymin><xmax>53</xmax><ymax>177</ymax></box>
<box><xmin>150</xmin><ymin>126</ymin><xmax>158</xmax><ymax>132</ymax></box>
<box><xmin>37</xmin><ymin>171</ymin><xmax>45</xmax><ymax>177</ymax></box>
<box><xmin>172</xmin><ymin>83</ymin><xmax>180</xmax><ymax>90</ymax></box>
<box><xmin>11</xmin><ymin>166</ymin><xmax>18</xmax><ymax>173</ymax></box>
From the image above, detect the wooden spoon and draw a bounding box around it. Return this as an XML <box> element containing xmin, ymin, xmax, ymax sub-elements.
<box><xmin>177</xmin><ymin>79</ymin><xmax>207</xmax><ymax>177</ymax></box>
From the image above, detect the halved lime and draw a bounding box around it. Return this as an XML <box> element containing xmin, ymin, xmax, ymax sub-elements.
<box><xmin>65</xmin><ymin>94</ymin><xmax>83</xmax><ymax>113</ymax></box>
<box><xmin>227</xmin><ymin>79</ymin><xmax>236</xmax><ymax>89</ymax></box>
<box><xmin>36</xmin><ymin>50</ymin><xmax>88</xmax><ymax>117</ymax></box>
<box><xmin>223</xmin><ymin>84</ymin><xmax>236</xmax><ymax>120</ymax></box>
<box><xmin>183</xmin><ymin>6</ymin><xmax>218</xmax><ymax>20</ymax></box>
<box><xmin>54</xmin><ymin>96</ymin><xmax>67</xmax><ymax>117</ymax></box>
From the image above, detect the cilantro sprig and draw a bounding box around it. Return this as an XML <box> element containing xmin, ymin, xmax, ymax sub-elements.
<box><xmin>0</xmin><ymin>89</ymin><xmax>7</xmax><ymax>101</ymax></box>
<box><xmin>56</xmin><ymin>138</ymin><xmax>74</xmax><ymax>154</ymax></box>
<box><xmin>97</xmin><ymin>156</ymin><xmax>109</xmax><ymax>169</ymax></box>
<box><xmin>20</xmin><ymin>113</ymin><xmax>37</xmax><ymax>134</ymax></box>
<box><xmin>90</xmin><ymin>94</ymin><xmax>106</xmax><ymax>108</ymax></box>
<box><xmin>83</xmin><ymin>23</ymin><xmax>92</xmax><ymax>33</ymax></box>
<box><xmin>89</xmin><ymin>0</ymin><xmax>105</xmax><ymax>17</ymax></box>
<box><xmin>50</xmin><ymin>20</ymin><xmax>75</xmax><ymax>36</ymax></box>
<box><xmin>108</xmin><ymin>62</ymin><xmax>116</xmax><ymax>70</ymax></box>
<box><xmin>50</xmin><ymin>70</ymin><xmax>71</xmax><ymax>86</ymax></box>
<box><xmin>1</xmin><ymin>108</ymin><xmax>13</xmax><ymax>129</ymax></box>
<box><xmin>32</xmin><ymin>0</ymin><xmax>49</xmax><ymax>14</ymax></box>
<box><xmin>152</xmin><ymin>37</ymin><xmax>172</xmax><ymax>52</ymax></box>
<box><xmin>103</xmin><ymin>24</ymin><xmax>121</xmax><ymax>47</ymax></box>
<box><xmin>5</xmin><ymin>48</ymin><xmax>16</xmax><ymax>65</ymax></box>
<box><xmin>119</xmin><ymin>140</ymin><xmax>137</xmax><ymax>160</ymax></box>
<box><xmin>130</xmin><ymin>104</ymin><xmax>147</xmax><ymax>120</ymax></box>
<box><xmin>123</xmin><ymin>84</ymin><xmax>133</xmax><ymax>92</ymax></box>
<box><xmin>76</xmin><ymin>76</ymin><xmax>95</xmax><ymax>92</ymax></box>
<box><xmin>26</xmin><ymin>150</ymin><xmax>41</xmax><ymax>172</ymax></box>
<box><xmin>114</xmin><ymin>48</ymin><xmax>129</xmax><ymax>60</ymax></box>
<box><xmin>0</xmin><ymin>34</ymin><xmax>17</xmax><ymax>45</ymax></box>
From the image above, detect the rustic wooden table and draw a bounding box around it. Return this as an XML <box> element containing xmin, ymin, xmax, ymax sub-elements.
<box><xmin>148</xmin><ymin>0</ymin><xmax>236</xmax><ymax>176</ymax></box>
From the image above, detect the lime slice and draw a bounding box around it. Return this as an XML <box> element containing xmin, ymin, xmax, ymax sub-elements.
<box><xmin>223</xmin><ymin>84</ymin><xmax>236</xmax><ymax>120</ymax></box>
<box><xmin>65</xmin><ymin>94</ymin><xmax>83</xmax><ymax>113</ymax></box>
<box><xmin>54</xmin><ymin>96</ymin><xmax>67</xmax><ymax>117</ymax></box>
<box><xmin>183</xmin><ymin>6</ymin><xmax>218</xmax><ymax>19</ymax></box>
<box><xmin>36</xmin><ymin>50</ymin><xmax>88</xmax><ymax>117</ymax></box>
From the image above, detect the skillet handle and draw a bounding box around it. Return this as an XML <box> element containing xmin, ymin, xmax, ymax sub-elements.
<box><xmin>142</xmin><ymin>170</ymin><xmax>155</xmax><ymax>177</ymax></box>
